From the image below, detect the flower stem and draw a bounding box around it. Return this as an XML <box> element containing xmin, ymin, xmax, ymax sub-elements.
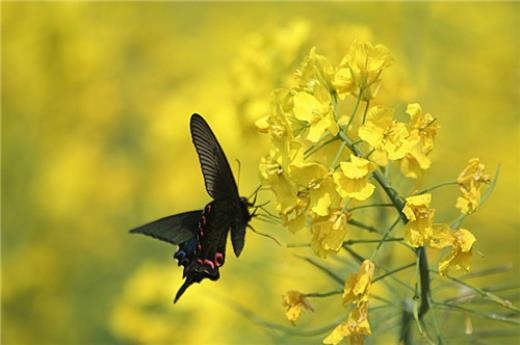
<box><xmin>431</xmin><ymin>301</ymin><xmax>520</xmax><ymax>326</ymax></box>
<box><xmin>344</xmin><ymin>237</ymin><xmax>403</xmax><ymax>245</ymax></box>
<box><xmin>369</xmin><ymin>215</ymin><xmax>401</xmax><ymax>261</ymax></box>
<box><xmin>430</xmin><ymin>268</ymin><xmax>520</xmax><ymax>313</ymax></box>
<box><xmin>347</xmin><ymin>219</ymin><xmax>380</xmax><ymax>233</ymax></box>
<box><xmin>345</xmin><ymin>89</ymin><xmax>362</xmax><ymax>130</ymax></box>
<box><xmin>347</xmin><ymin>203</ymin><xmax>394</xmax><ymax>212</ymax></box>
<box><xmin>303</xmin><ymin>290</ymin><xmax>342</xmax><ymax>298</ymax></box>
<box><xmin>373</xmin><ymin>262</ymin><xmax>415</xmax><ymax>283</ymax></box>
<box><xmin>415</xmin><ymin>181</ymin><xmax>458</xmax><ymax>195</ymax></box>
<box><xmin>362</xmin><ymin>100</ymin><xmax>370</xmax><ymax>124</ymax></box>
<box><xmin>304</xmin><ymin>135</ymin><xmax>338</xmax><ymax>159</ymax></box>
<box><xmin>330</xmin><ymin>141</ymin><xmax>346</xmax><ymax>170</ymax></box>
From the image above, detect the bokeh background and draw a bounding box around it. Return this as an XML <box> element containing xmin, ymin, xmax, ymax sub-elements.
<box><xmin>2</xmin><ymin>2</ymin><xmax>519</xmax><ymax>345</ymax></box>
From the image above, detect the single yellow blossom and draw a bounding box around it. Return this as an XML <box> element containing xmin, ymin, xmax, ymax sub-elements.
<box><xmin>333</xmin><ymin>155</ymin><xmax>375</xmax><ymax>201</ymax></box>
<box><xmin>358</xmin><ymin>106</ymin><xmax>409</xmax><ymax>166</ymax></box>
<box><xmin>428</xmin><ymin>224</ymin><xmax>477</xmax><ymax>275</ymax></box>
<box><xmin>292</xmin><ymin>83</ymin><xmax>338</xmax><ymax>142</ymax></box>
<box><xmin>282</xmin><ymin>290</ymin><xmax>314</xmax><ymax>324</ymax></box>
<box><xmin>259</xmin><ymin>150</ymin><xmax>310</xmax><ymax>233</ymax></box>
<box><xmin>290</xmin><ymin>159</ymin><xmax>341</xmax><ymax>217</ymax></box>
<box><xmin>406</xmin><ymin>103</ymin><xmax>438</xmax><ymax>152</ymax></box>
<box><xmin>399</xmin><ymin>103</ymin><xmax>438</xmax><ymax>178</ymax></box>
<box><xmin>310</xmin><ymin>211</ymin><xmax>348</xmax><ymax>258</ymax></box>
<box><xmin>456</xmin><ymin>158</ymin><xmax>490</xmax><ymax>215</ymax></box>
<box><xmin>428</xmin><ymin>223</ymin><xmax>455</xmax><ymax>249</ymax></box>
<box><xmin>402</xmin><ymin>193</ymin><xmax>435</xmax><ymax>247</ymax></box>
<box><xmin>439</xmin><ymin>229</ymin><xmax>477</xmax><ymax>276</ymax></box>
<box><xmin>295</xmin><ymin>47</ymin><xmax>335</xmax><ymax>90</ymax></box>
<box><xmin>399</xmin><ymin>134</ymin><xmax>432</xmax><ymax>178</ymax></box>
<box><xmin>323</xmin><ymin>301</ymin><xmax>371</xmax><ymax>345</ymax></box>
<box><xmin>333</xmin><ymin>40</ymin><xmax>392</xmax><ymax>100</ymax></box>
<box><xmin>342</xmin><ymin>259</ymin><xmax>375</xmax><ymax>305</ymax></box>
<box><xmin>255</xmin><ymin>88</ymin><xmax>295</xmax><ymax>154</ymax></box>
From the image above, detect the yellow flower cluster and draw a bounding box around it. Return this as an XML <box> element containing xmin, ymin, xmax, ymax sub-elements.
<box><xmin>257</xmin><ymin>41</ymin><xmax>442</xmax><ymax>259</ymax></box>
<box><xmin>257</xmin><ymin>42</ymin><xmax>400</xmax><ymax>257</ymax></box>
<box><xmin>258</xmin><ymin>39</ymin><xmax>496</xmax><ymax>343</ymax></box>
<box><xmin>402</xmin><ymin>193</ymin><xmax>477</xmax><ymax>275</ymax></box>
<box><xmin>324</xmin><ymin>260</ymin><xmax>375</xmax><ymax>345</ymax></box>
<box><xmin>358</xmin><ymin>102</ymin><xmax>439</xmax><ymax>177</ymax></box>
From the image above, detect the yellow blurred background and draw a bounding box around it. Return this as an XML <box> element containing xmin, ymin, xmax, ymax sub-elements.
<box><xmin>2</xmin><ymin>2</ymin><xmax>518</xmax><ymax>344</ymax></box>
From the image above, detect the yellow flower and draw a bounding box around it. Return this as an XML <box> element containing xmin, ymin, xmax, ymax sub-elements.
<box><xmin>342</xmin><ymin>259</ymin><xmax>375</xmax><ymax>305</ymax></box>
<box><xmin>333</xmin><ymin>155</ymin><xmax>375</xmax><ymax>201</ymax></box>
<box><xmin>399</xmin><ymin>103</ymin><xmax>438</xmax><ymax>178</ymax></box>
<box><xmin>323</xmin><ymin>302</ymin><xmax>371</xmax><ymax>345</ymax></box>
<box><xmin>406</xmin><ymin>103</ymin><xmax>439</xmax><ymax>152</ymax></box>
<box><xmin>310</xmin><ymin>211</ymin><xmax>348</xmax><ymax>258</ymax></box>
<box><xmin>456</xmin><ymin>158</ymin><xmax>490</xmax><ymax>215</ymax></box>
<box><xmin>439</xmin><ymin>228</ymin><xmax>477</xmax><ymax>276</ymax></box>
<box><xmin>259</xmin><ymin>149</ymin><xmax>310</xmax><ymax>233</ymax></box>
<box><xmin>282</xmin><ymin>290</ymin><xmax>314</xmax><ymax>324</ymax></box>
<box><xmin>290</xmin><ymin>161</ymin><xmax>341</xmax><ymax>217</ymax></box>
<box><xmin>428</xmin><ymin>223</ymin><xmax>455</xmax><ymax>249</ymax></box>
<box><xmin>334</xmin><ymin>40</ymin><xmax>392</xmax><ymax>100</ymax></box>
<box><xmin>295</xmin><ymin>47</ymin><xmax>335</xmax><ymax>91</ymax></box>
<box><xmin>402</xmin><ymin>194</ymin><xmax>435</xmax><ymax>247</ymax></box>
<box><xmin>399</xmin><ymin>134</ymin><xmax>432</xmax><ymax>178</ymax></box>
<box><xmin>358</xmin><ymin>106</ymin><xmax>409</xmax><ymax>166</ymax></box>
<box><xmin>255</xmin><ymin>88</ymin><xmax>295</xmax><ymax>154</ymax></box>
<box><xmin>292</xmin><ymin>83</ymin><xmax>338</xmax><ymax>142</ymax></box>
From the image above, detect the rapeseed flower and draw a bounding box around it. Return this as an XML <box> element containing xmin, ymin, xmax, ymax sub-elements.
<box><xmin>402</xmin><ymin>194</ymin><xmax>435</xmax><ymax>247</ymax></box>
<box><xmin>456</xmin><ymin>158</ymin><xmax>490</xmax><ymax>215</ymax></box>
<box><xmin>323</xmin><ymin>301</ymin><xmax>371</xmax><ymax>345</ymax></box>
<box><xmin>310</xmin><ymin>211</ymin><xmax>348</xmax><ymax>258</ymax></box>
<box><xmin>282</xmin><ymin>290</ymin><xmax>314</xmax><ymax>324</ymax></box>
<box><xmin>358</xmin><ymin>106</ymin><xmax>409</xmax><ymax>166</ymax></box>
<box><xmin>333</xmin><ymin>155</ymin><xmax>375</xmax><ymax>201</ymax></box>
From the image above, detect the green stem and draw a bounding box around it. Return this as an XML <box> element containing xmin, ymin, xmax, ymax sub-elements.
<box><xmin>344</xmin><ymin>237</ymin><xmax>403</xmax><ymax>245</ymax></box>
<box><xmin>304</xmin><ymin>290</ymin><xmax>342</xmax><ymax>298</ymax></box>
<box><xmin>430</xmin><ymin>268</ymin><xmax>520</xmax><ymax>313</ymax></box>
<box><xmin>370</xmin><ymin>216</ymin><xmax>401</xmax><ymax>260</ymax></box>
<box><xmin>345</xmin><ymin>89</ymin><xmax>362</xmax><ymax>130</ymax></box>
<box><xmin>362</xmin><ymin>100</ymin><xmax>370</xmax><ymax>124</ymax></box>
<box><xmin>330</xmin><ymin>141</ymin><xmax>346</xmax><ymax>170</ymax></box>
<box><xmin>431</xmin><ymin>301</ymin><xmax>520</xmax><ymax>326</ymax></box>
<box><xmin>415</xmin><ymin>181</ymin><xmax>458</xmax><ymax>195</ymax></box>
<box><xmin>296</xmin><ymin>255</ymin><xmax>343</xmax><ymax>286</ymax></box>
<box><xmin>347</xmin><ymin>219</ymin><xmax>380</xmax><ymax>233</ymax></box>
<box><xmin>347</xmin><ymin>203</ymin><xmax>394</xmax><ymax>212</ymax></box>
<box><xmin>373</xmin><ymin>262</ymin><xmax>415</xmax><ymax>283</ymax></box>
<box><xmin>304</xmin><ymin>135</ymin><xmax>338</xmax><ymax>159</ymax></box>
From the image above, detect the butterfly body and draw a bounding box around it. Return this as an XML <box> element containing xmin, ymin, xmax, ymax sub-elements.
<box><xmin>130</xmin><ymin>114</ymin><xmax>252</xmax><ymax>303</ymax></box>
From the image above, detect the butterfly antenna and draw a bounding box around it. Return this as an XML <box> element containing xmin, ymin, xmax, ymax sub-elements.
<box><xmin>247</xmin><ymin>224</ymin><xmax>282</xmax><ymax>247</ymax></box>
<box><xmin>248</xmin><ymin>184</ymin><xmax>263</xmax><ymax>204</ymax></box>
<box><xmin>235</xmin><ymin>158</ymin><xmax>241</xmax><ymax>187</ymax></box>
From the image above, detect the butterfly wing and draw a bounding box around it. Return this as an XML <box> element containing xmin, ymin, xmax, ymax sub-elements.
<box><xmin>129</xmin><ymin>210</ymin><xmax>202</xmax><ymax>245</ymax></box>
<box><xmin>190</xmin><ymin>113</ymin><xmax>240</xmax><ymax>201</ymax></box>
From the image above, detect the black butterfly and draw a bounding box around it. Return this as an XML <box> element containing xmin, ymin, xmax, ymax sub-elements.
<box><xmin>130</xmin><ymin>114</ymin><xmax>254</xmax><ymax>303</ymax></box>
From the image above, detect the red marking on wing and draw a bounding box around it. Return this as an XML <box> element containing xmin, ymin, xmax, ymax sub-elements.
<box><xmin>203</xmin><ymin>259</ymin><xmax>215</xmax><ymax>269</ymax></box>
<box><xmin>215</xmin><ymin>252</ymin><xmax>224</xmax><ymax>267</ymax></box>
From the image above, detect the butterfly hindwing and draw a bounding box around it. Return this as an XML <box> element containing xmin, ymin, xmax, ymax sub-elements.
<box><xmin>129</xmin><ymin>210</ymin><xmax>202</xmax><ymax>245</ymax></box>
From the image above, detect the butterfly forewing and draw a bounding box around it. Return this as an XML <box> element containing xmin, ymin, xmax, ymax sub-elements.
<box><xmin>190</xmin><ymin>114</ymin><xmax>240</xmax><ymax>201</ymax></box>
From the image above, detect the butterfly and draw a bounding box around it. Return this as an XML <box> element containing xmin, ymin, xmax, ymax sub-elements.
<box><xmin>130</xmin><ymin>114</ymin><xmax>257</xmax><ymax>303</ymax></box>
